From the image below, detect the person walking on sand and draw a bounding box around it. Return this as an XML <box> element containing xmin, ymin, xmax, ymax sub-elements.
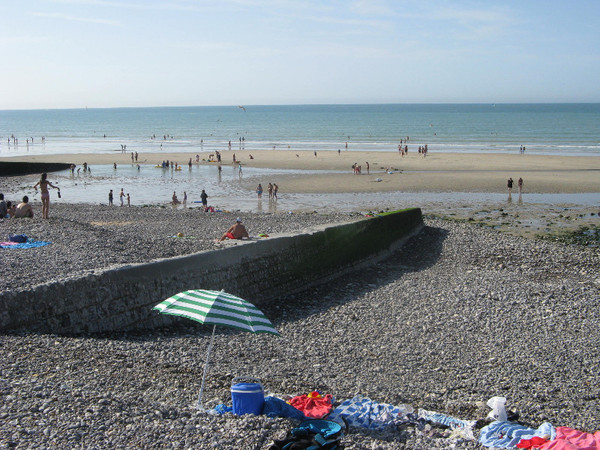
<box><xmin>218</xmin><ymin>218</ymin><xmax>249</xmax><ymax>241</ymax></box>
<box><xmin>33</xmin><ymin>172</ymin><xmax>60</xmax><ymax>219</ymax></box>
<box><xmin>507</xmin><ymin>177</ymin><xmax>514</xmax><ymax>194</ymax></box>
<box><xmin>518</xmin><ymin>177</ymin><xmax>523</xmax><ymax>193</ymax></box>
<box><xmin>108</xmin><ymin>189</ymin><xmax>113</xmax><ymax>206</ymax></box>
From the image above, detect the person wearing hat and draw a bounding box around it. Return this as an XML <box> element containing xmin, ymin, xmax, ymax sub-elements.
<box><xmin>219</xmin><ymin>217</ymin><xmax>249</xmax><ymax>241</ymax></box>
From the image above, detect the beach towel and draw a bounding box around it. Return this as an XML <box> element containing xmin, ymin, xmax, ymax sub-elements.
<box><xmin>0</xmin><ymin>240</ymin><xmax>52</xmax><ymax>249</ymax></box>
<box><xmin>327</xmin><ymin>395</ymin><xmax>412</xmax><ymax>430</ymax></box>
<box><xmin>539</xmin><ymin>427</ymin><xmax>600</xmax><ymax>450</ymax></box>
<box><xmin>289</xmin><ymin>392</ymin><xmax>334</xmax><ymax>419</ymax></box>
<box><xmin>479</xmin><ymin>421</ymin><xmax>556</xmax><ymax>448</ymax></box>
<box><xmin>418</xmin><ymin>409</ymin><xmax>477</xmax><ymax>440</ymax></box>
<box><xmin>262</xmin><ymin>396</ymin><xmax>307</xmax><ymax>420</ymax></box>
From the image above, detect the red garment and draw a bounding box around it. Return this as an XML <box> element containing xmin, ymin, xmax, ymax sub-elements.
<box><xmin>540</xmin><ymin>427</ymin><xmax>600</xmax><ymax>450</ymax></box>
<box><xmin>289</xmin><ymin>394</ymin><xmax>334</xmax><ymax>419</ymax></box>
<box><xmin>518</xmin><ymin>436</ymin><xmax>549</xmax><ymax>449</ymax></box>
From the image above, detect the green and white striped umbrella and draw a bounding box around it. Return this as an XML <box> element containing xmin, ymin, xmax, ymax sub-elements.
<box><xmin>153</xmin><ymin>289</ymin><xmax>279</xmax><ymax>335</ymax></box>
<box><xmin>153</xmin><ymin>289</ymin><xmax>279</xmax><ymax>409</ymax></box>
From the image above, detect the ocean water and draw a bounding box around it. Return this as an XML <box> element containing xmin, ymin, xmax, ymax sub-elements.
<box><xmin>1</xmin><ymin>103</ymin><xmax>599</xmax><ymax>157</ymax></box>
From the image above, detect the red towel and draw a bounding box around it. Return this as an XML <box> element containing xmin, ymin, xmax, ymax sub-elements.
<box><xmin>289</xmin><ymin>394</ymin><xmax>334</xmax><ymax>419</ymax></box>
<box><xmin>540</xmin><ymin>427</ymin><xmax>600</xmax><ymax>450</ymax></box>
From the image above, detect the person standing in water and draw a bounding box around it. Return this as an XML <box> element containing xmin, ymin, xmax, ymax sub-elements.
<box><xmin>33</xmin><ymin>172</ymin><xmax>60</xmax><ymax>219</ymax></box>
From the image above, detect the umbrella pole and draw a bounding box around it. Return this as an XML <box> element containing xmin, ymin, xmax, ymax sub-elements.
<box><xmin>197</xmin><ymin>324</ymin><xmax>217</xmax><ymax>410</ymax></box>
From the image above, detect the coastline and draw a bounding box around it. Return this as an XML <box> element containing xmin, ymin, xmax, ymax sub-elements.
<box><xmin>2</xmin><ymin>150</ymin><xmax>600</xmax><ymax>194</ymax></box>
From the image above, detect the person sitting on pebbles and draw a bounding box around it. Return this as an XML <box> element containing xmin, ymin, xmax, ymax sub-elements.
<box><xmin>218</xmin><ymin>218</ymin><xmax>249</xmax><ymax>241</ymax></box>
<box><xmin>14</xmin><ymin>196</ymin><xmax>34</xmax><ymax>218</ymax></box>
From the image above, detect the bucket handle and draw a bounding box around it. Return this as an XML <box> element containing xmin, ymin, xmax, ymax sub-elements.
<box><xmin>232</xmin><ymin>376</ymin><xmax>262</xmax><ymax>387</ymax></box>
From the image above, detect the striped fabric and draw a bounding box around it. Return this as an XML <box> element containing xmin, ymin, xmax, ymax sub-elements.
<box><xmin>153</xmin><ymin>289</ymin><xmax>279</xmax><ymax>335</ymax></box>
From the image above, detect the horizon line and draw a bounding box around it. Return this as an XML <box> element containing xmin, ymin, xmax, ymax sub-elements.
<box><xmin>2</xmin><ymin>101</ymin><xmax>600</xmax><ymax>113</ymax></box>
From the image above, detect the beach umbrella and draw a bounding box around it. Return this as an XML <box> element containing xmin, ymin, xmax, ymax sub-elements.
<box><xmin>152</xmin><ymin>289</ymin><xmax>279</xmax><ymax>409</ymax></box>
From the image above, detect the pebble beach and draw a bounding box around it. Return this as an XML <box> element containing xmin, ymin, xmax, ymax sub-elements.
<box><xmin>1</xmin><ymin>203</ymin><xmax>599</xmax><ymax>448</ymax></box>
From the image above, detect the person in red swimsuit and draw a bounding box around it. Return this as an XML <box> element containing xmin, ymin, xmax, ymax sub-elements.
<box><xmin>219</xmin><ymin>218</ymin><xmax>249</xmax><ymax>241</ymax></box>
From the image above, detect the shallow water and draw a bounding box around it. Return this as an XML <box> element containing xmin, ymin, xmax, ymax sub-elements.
<box><xmin>3</xmin><ymin>164</ymin><xmax>599</xmax><ymax>213</ymax></box>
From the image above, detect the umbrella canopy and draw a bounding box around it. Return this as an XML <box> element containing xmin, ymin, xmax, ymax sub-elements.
<box><xmin>153</xmin><ymin>289</ymin><xmax>279</xmax><ymax>335</ymax></box>
<box><xmin>153</xmin><ymin>289</ymin><xmax>279</xmax><ymax>409</ymax></box>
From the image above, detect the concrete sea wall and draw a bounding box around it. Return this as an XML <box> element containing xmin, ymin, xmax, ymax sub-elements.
<box><xmin>0</xmin><ymin>208</ymin><xmax>423</xmax><ymax>334</ymax></box>
<box><xmin>0</xmin><ymin>162</ymin><xmax>71</xmax><ymax>176</ymax></box>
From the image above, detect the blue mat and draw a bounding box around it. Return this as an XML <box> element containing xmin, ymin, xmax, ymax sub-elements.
<box><xmin>1</xmin><ymin>240</ymin><xmax>52</xmax><ymax>249</ymax></box>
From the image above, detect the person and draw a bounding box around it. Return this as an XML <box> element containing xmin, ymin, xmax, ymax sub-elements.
<box><xmin>366</xmin><ymin>161</ymin><xmax>370</xmax><ymax>174</ymax></box>
<box><xmin>219</xmin><ymin>218</ymin><xmax>249</xmax><ymax>241</ymax></box>
<box><xmin>172</xmin><ymin>192</ymin><xmax>181</xmax><ymax>204</ymax></box>
<box><xmin>183</xmin><ymin>191</ymin><xmax>188</xmax><ymax>205</ymax></box>
<box><xmin>127</xmin><ymin>193</ymin><xmax>131</xmax><ymax>207</ymax></box>
<box><xmin>200</xmin><ymin>189</ymin><xmax>208</xmax><ymax>208</ymax></box>
<box><xmin>108</xmin><ymin>189</ymin><xmax>114</xmax><ymax>206</ymax></box>
<box><xmin>0</xmin><ymin>193</ymin><xmax>7</xmax><ymax>218</ymax></box>
<box><xmin>14</xmin><ymin>196</ymin><xmax>34</xmax><ymax>218</ymax></box>
<box><xmin>33</xmin><ymin>173</ymin><xmax>60</xmax><ymax>219</ymax></box>
<box><xmin>518</xmin><ymin>177</ymin><xmax>523</xmax><ymax>193</ymax></box>
<box><xmin>273</xmin><ymin>183</ymin><xmax>279</xmax><ymax>200</ymax></box>
<box><xmin>267</xmin><ymin>183</ymin><xmax>273</xmax><ymax>199</ymax></box>
<box><xmin>507</xmin><ymin>177</ymin><xmax>514</xmax><ymax>194</ymax></box>
<box><xmin>6</xmin><ymin>201</ymin><xmax>16</xmax><ymax>218</ymax></box>
<box><xmin>119</xmin><ymin>188</ymin><xmax>125</xmax><ymax>207</ymax></box>
<box><xmin>256</xmin><ymin>184</ymin><xmax>263</xmax><ymax>199</ymax></box>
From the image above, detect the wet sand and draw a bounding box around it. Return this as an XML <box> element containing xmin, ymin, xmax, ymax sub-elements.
<box><xmin>3</xmin><ymin>150</ymin><xmax>599</xmax><ymax>194</ymax></box>
<box><xmin>2</xmin><ymin>151</ymin><xmax>598</xmax><ymax>241</ymax></box>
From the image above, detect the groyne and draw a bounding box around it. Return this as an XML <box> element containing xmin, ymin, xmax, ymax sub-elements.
<box><xmin>0</xmin><ymin>161</ymin><xmax>71</xmax><ymax>176</ymax></box>
<box><xmin>0</xmin><ymin>208</ymin><xmax>423</xmax><ymax>334</ymax></box>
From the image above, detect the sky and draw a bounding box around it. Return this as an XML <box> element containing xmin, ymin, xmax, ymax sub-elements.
<box><xmin>1</xmin><ymin>0</ymin><xmax>599</xmax><ymax>109</ymax></box>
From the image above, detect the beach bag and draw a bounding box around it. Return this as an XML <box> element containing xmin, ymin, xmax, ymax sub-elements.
<box><xmin>269</xmin><ymin>419</ymin><xmax>345</xmax><ymax>449</ymax></box>
<box><xmin>8</xmin><ymin>234</ymin><xmax>28</xmax><ymax>243</ymax></box>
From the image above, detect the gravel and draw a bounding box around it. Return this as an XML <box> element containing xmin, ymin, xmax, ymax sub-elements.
<box><xmin>1</xmin><ymin>206</ymin><xmax>600</xmax><ymax>449</ymax></box>
<box><xmin>0</xmin><ymin>203</ymin><xmax>360</xmax><ymax>293</ymax></box>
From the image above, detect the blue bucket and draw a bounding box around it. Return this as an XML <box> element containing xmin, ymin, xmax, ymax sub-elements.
<box><xmin>231</xmin><ymin>377</ymin><xmax>264</xmax><ymax>416</ymax></box>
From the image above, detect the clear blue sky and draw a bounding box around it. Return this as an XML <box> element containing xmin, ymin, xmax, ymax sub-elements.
<box><xmin>2</xmin><ymin>0</ymin><xmax>599</xmax><ymax>109</ymax></box>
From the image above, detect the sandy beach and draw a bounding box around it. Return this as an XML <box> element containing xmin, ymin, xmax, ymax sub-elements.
<box><xmin>3</xmin><ymin>150</ymin><xmax>599</xmax><ymax>194</ymax></box>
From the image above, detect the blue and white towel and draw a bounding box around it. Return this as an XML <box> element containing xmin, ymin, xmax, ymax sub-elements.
<box><xmin>479</xmin><ymin>420</ymin><xmax>556</xmax><ymax>448</ymax></box>
<box><xmin>418</xmin><ymin>409</ymin><xmax>477</xmax><ymax>440</ymax></box>
<box><xmin>327</xmin><ymin>395</ymin><xmax>413</xmax><ymax>430</ymax></box>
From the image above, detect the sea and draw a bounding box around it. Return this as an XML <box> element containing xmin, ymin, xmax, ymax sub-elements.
<box><xmin>1</xmin><ymin>104</ymin><xmax>599</xmax><ymax>210</ymax></box>
<box><xmin>1</xmin><ymin>103</ymin><xmax>599</xmax><ymax>157</ymax></box>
